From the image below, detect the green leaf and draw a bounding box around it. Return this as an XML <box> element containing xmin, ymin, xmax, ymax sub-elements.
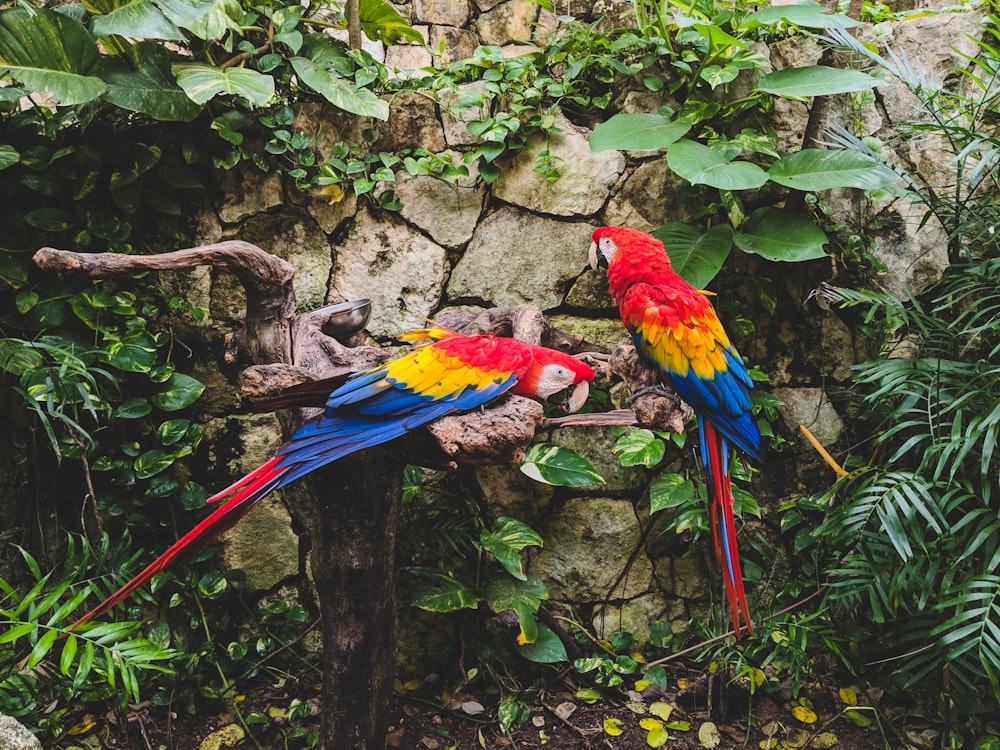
<box><xmin>172</xmin><ymin>62</ymin><xmax>274</xmax><ymax>106</ymax></box>
<box><xmin>289</xmin><ymin>57</ymin><xmax>389</xmax><ymax>119</ymax></box>
<box><xmin>518</xmin><ymin>624</ymin><xmax>568</xmax><ymax>663</ymax></box>
<box><xmin>667</xmin><ymin>139</ymin><xmax>768</xmax><ymax>190</ymax></box>
<box><xmin>116</xmin><ymin>397</ymin><xmax>153</xmax><ymax>418</ymax></box>
<box><xmin>0</xmin><ymin>144</ymin><xmax>19</xmax><ymax>170</ymax></box>
<box><xmin>741</xmin><ymin>2</ymin><xmax>860</xmax><ymax>29</ymax></box>
<box><xmin>134</xmin><ymin>449</ymin><xmax>175</xmax><ymax>478</ymax></box>
<box><xmin>652</xmin><ymin>222</ymin><xmax>734</xmax><ymax>289</ymax></box>
<box><xmin>650</xmin><ymin>473</ymin><xmax>695</xmax><ymax>513</ymax></box>
<box><xmin>90</xmin><ymin>0</ymin><xmax>184</xmax><ymax>41</ymax></box>
<box><xmin>590</xmin><ymin>113</ymin><xmax>691</xmax><ymax>152</ymax></box>
<box><xmin>358</xmin><ymin>0</ymin><xmax>424</xmax><ymax>44</ymax></box>
<box><xmin>100</xmin><ymin>42</ymin><xmax>202</xmax><ymax>121</ymax></box>
<box><xmin>613</xmin><ymin>429</ymin><xmax>665</xmax><ymax>468</ymax></box>
<box><xmin>484</xmin><ymin>574</ymin><xmax>547</xmax><ymax>644</ymax></box>
<box><xmin>733</xmin><ymin>207</ymin><xmax>828</xmax><ymax>262</ymax></box>
<box><xmin>150</xmin><ymin>373</ymin><xmax>204</xmax><ymax>411</ymax></box>
<box><xmin>768</xmin><ymin>149</ymin><xmax>898</xmax><ymax>191</ymax></box>
<box><xmin>411</xmin><ymin>574</ymin><xmax>480</xmax><ymax>612</ymax></box>
<box><xmin>519</xmin><ymin>443</ymin><xmax>604</xmax><ymax>487</ymax></box>
<box><xmin>481</xmin><ymin>517</ymin><xmax>543</xmax><ymax>580</ymax></box>
<box><xmin>756</xmin><ymin>66</ymin><xmax>884</xmax><ymax>98</ymax></box>
<box><xmin>0</xmin><ymin>8</ymin><xmax>106</xmax><ymax>106</ymax></box>
<box><xmin>157</xmin><ymin>418</ymin><xmax>190</xmax><ymax>446</ymax></box>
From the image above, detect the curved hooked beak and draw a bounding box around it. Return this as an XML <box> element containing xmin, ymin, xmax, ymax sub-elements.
<box><xmin>588</xmin><ymin>241</ymin><xmax>601</xmax><ymax>271</ymax></box>
<box><xmin>548</xmin><ymin>380</ymin><xmax>590</xmax><ymax>414</ymax></box>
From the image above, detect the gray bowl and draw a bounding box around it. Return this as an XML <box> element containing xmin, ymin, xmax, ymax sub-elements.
<box><xmin>316</xmin><ymin>299</ymin><xmax>372</xmax><ymax>340</ymax></box>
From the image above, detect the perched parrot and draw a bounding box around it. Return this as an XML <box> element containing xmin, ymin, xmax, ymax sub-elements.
<box><xmin>74</xmin><ymin>328</ymin><xmax>594</xmax><ymax>627</ymax></box>
<box><xmin>589</xmin><ymin>226</ymin><xmax>762</xmax><ymax>635</ymax></box>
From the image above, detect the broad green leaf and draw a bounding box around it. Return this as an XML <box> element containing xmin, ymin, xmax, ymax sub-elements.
<box><xmin>289</xmin><ymin>57</ymin><xmax>389</xmax><ymax>119</ymax></box>
<box><xmin>0</xmin><ymin>144</ymin><xmax>19</xmax><ymax>170</ymax></box>
<box><xmin>412</xmin><ymin>574</ymin><xmax>479</xmax><ymax>612</ymax></box>
<box><xmin>359</xmin><ymin>0</ymin><xmax>423</xmax><ymax>44</ymax></box>
<box><xmin>650</xmin><ymin>473</ymin><xmax>695</xmax><ymax>513</ymax></box>
<box><xmin>172</xmin><ymin>62</ymin><xmax>274</xmax><ymax>106</ymax></box>
<box><xmin>184</xmin><ymin>0</ymin><xmax>240</xmax><ymax>40</ymax></box>
<box><xmin>116</xmin><ymin>397</ymin><xmax>153</xmax><ymax>418</ymax></box>
<box><xmin>742</xmin><ymin>2</ymin><xmax>861</xmax><ymax>29</ymax></box>
<box><xmin>520</xmin><ymin>443</ymin><xmax>604</xmax><ymax>487</ymax></box>
<box><xmin>484</xmin><ymin>574</ymin><xmax>547</xmax><ymax>644</ymax></box>
<box><xmin>768</xmin><ymin>148</ymin><xmax>898</xmax><ymax>191</ymax></box>
<box><xmin>157</xmin><ymin>418</ymin><xmax>190</xmax><ymax>445</ymax></box>
<box><xmin>100</xmin><ymin>42</ymin><xmax>202</xmax><ymax>121</ymax></box>
<box><xmin>692</xmin><ymin>23</ymin><xmax>745</xmax><ymax>53</ymax></box>
<box><xmin>667</xmin><ymin>139</ymin><xmax>767</xmax><ymax>190</ymax></box>
<box><xmin>733</xmin><ymin>207</ymin><xmax>828</xmax><ymax>262</ymax></box>
<box><xmin>90</xmin><ymin>0</ymin><xmax>184</xmax><ymax>41</ymax></box>
<box><xmin>647</xmin><ymin>726</ymin><xmax>670</xmax><ymax>747</ymax></box>
<box><xmin>134</xmin><ymin>449</ymin><xmax>174</xmax><ymax>478</ymax></box>
<box><xmin>517</xmin><ymin>624</ymin><xmax>568</xmax><ymax>663</ymax></box>
<box><xmin>0</xmin><ymin>8</ymin><xmax>106</xmax><ymax>105</ymax></box>
<box><xmin>756</xmin><ymin>66</ymin><xmax>885</xmax><ymax>98</ymax></box>
<box><xmin>0</xmin><ymin>339</ymin><xmax>43</xmax><ymax>375</ymax></box>
<box><xmin>155</xmin><ymin>0</ymin><xmax>217</xmax><ymax>27</ymax></box>
<box><xmin>652</xmin><ymin>221</ymin><xmax>734</xmax><ymax>289</ymax></box>
<box><xmin>23</xmin><ymin>208</ymin><xmax>73</xmax><ymax>231</ymax></box>
<box><xmin>590</xmin><ymin>113</ymin><xmax>691</xmax><ymax>152</ymax></box>
<box><xmin>150</xmin><ymin>373</ymin><xmax>205</xmax><ymax>411</ymax></box>
<box><xmin>481</xmin><ymin>517</ymin><xmax>543</xmax><ymax>580</ymax></box>
<box><xmin>613</xmin><ymin>429</ymin><xmax>665</xmax><ymax>468</ymax></box>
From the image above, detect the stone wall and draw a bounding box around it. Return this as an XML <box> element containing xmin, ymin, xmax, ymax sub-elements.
<box><xmin>175</xmin><ymin>0</ymin><xmax>984</xmax><ymax>666</ymax></box>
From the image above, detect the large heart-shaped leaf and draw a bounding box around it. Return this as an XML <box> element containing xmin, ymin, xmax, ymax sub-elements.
<box><xmin>653</xmin><ymin>221</ymin><xmax>734</xmax><ymax>289</ymax></box>
<box><xmin>741</xmin><ymin>2</ymin><xmax>860</xmax><ymax>29</ymax></box>
<box><xmin>150</xmin><ymin>372</ymin><xmax>205</xmax><ymax>410</ymax></box>
<box><xmin>100</xmin><ymin>43</ymin><xmax>202</xmax><ymax>121</ymax></box>
<box><xmin>172</xmin><ymin>62</ymin><xmax>274</xmax><ymax>106</ymax></box>
<box><xmin>768</xmin><ymin>148</ymin><xmax>899</xmax><ymax>191</ymax></box>
<box><xmin>757</xmin><ymin>66</ymin><xmax>885</xmax><ymax>98</ymax></box>
<box><xmin>518</xmin><ymin>624</ymin><xmax>568</xmax><ymax>664</ymax></box>
<box><xmin>412</xmin><ymin>574</ymin><xmax>480</xmax><ymax>612</ymax></box>
<box><xmin>290</xmin><ymin>56</ymin><xmax>389</xmax><ymax>119</ymax></box>
<box><xmin>667</xmin><ymin>138</ymin><xmax>768</xmax><ymax>190</ymax></box>
<box><xmin>519</xmin><ymin>443</ymin><xmax>603</xmax><ymax>487</ymax></box>
<box><xmin>733</xmin><ymin>207</ymin><xmax>828</xmax><ymax>262</ymax></box>
<box><xmin>480</xmin><ymin>517</ymin><xmax>543</xmax><ymax>581</ymax></box>
<box><xmin>590</xmin><ymin>113</ymin><xmax>691</xmax><ymax>152</ymax></box>
<box><xmin>0</xmin><ymin>8</ymin><xmax>106</xmax><ymax>105</ymax></box>
<box><xmin>359</xmin><ymin>0</ymin><xmax>423</xmax><ymax>44</ymax></box>
<box><xmin>90</xmin><ymin>0</ymin><xmax>184</xmax><ymax>41</ymax></box>
<box><xmin>484</xmin><ymin>574</ymin><xmax>547</xmax><ymax>645</ymax></box>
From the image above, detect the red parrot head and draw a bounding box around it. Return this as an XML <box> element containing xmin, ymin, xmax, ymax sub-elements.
<box><xmin>514</xmin><ymin>348</ymin><xmax>594</xmax><ymax>414</ymax></box>
<box><xmin>589</xmin><ymin>226</ymin><xmax>669</xmax><ymax>271</ymax></box>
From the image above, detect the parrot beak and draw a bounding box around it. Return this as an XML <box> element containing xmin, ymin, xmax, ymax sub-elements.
<box><xmin>548</xmin><ymin>380</ymin><xmax>590</xmax><ymax>414</ymax></box>
<box><xmin>588</xmin><ymin>241</ymin><xmax>600</xmax><ymax>271</ymax></box>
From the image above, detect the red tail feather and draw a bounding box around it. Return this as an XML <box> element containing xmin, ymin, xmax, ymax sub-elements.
<box><xmin>72</xmin><ymin>457</ymin><xmax>286</xmax><ymax>629</ymax></box>
<box><xmin>703</xmin><ymin>422</ymin><xmax>752</xmax><ymax>636</ymax></box>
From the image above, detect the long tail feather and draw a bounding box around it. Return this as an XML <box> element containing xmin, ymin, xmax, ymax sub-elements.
<box><xmin>72</xmin><ymin>457</ymin><xmax>287</xmax><ymax>628</ymax></box>
<box><xmin>701</xmin><ymin>419</ymin><xmax>752</xmax><ymax>635</ymax></box>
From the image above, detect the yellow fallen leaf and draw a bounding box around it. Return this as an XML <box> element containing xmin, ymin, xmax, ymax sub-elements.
<box><xmin>791</xmin><ymin>705</ymin><xmax>818</xmax><ymax>724</ymax></box>
<box><xmin>604</xmin><ymin>717</ymin><xmax>624</xmax><ymax>736</ymax></box>
<box><xmin>649</xmin><ymin>701</ymin><xmax>673</xmax><ymax>721</ymax></box>
<box><xmin>760</xmin><ymin>739</ymin><xmax>782</xmax><ymax>750</ymax></box>
<box><xmin>319</xmin><ymin>184</ymin><xmax>345</xmax><ymax>205</ymax></box>
<box><xmin>844</xmin><ymin>709</ymin><xmax>872</xmax><ymax>727</ymax></box>
<box><xmin>199</xmin><ymin>724</ymin><xmax>245</xmax><ymax>750</ymax></box>
<box><xmin>809</xmin><ymin>731</ymin><xmax>839</xmax><ymax>748</ymax></box>
<box><xmin>635</xmin><ymin>679</ymin><xmax>651</xmax><ymax>692</ymax></box>
<box><xmin>267</xmin><ymin>705</ymin><xmax>287</xmax><ymax>718</ymax></box>
<box><xmin>699</xmin><ymin>721</ymin><xmax>721</xmax><ymax>748</ymax></box>
<box><xmin>677</xmin><ymin>678</ymin><xmax>690</xmax><ymax>689</ymax></box>
<box><xmin>647</xmin><ymin>726</ymin><xmax>670</xmax><ymax>747</ymax></box>
<box><xmin>67</xmin><ymin>718</ymin><xmax>96</xmax><ymax>735</ymax></box>
<box><xmin>785</xmin><ymin>728</ymin><xmax>812</xmax><ymax>748</ymax></box>
<box><xmin>761</xmin><ymin>721</ymin><xmax>781</xmax><ymax>736</ymax></box>
<box><xmin>640</xmin><ymin>718</ymin><xmax>664</xmax><ymax>731</ymax></box>
<box><xmin>626</xmin><ymin>700</ymin><xmax>648</xmax><ymax>714</ymax></box>
<box><xmin>838</xmin><ymin>686</ymin><xmax>858</xmax><ymax>706</ymax></box>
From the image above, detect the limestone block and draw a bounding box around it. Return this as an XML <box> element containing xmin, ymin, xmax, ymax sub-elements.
<box><xmin>447</xmin><ymin>207</ymin><xmax>595</xmax><ymax>309</ymax></box>
<box><xmin>545</xmin><ymin>314</ymin><xmax>631</xmax><ymax>352</ymax></box>
<box><xmin>592</xmin><ymin>593</ymin><xmax>671</xmax><ymax>643</ymax></box>
<box><xmin>429</xmin><ymin>25</ymin><xmax>478</xmax><ymax>65</ymax></box>
<box><xmin>493</xmin><ymin>111</ymin><xmax>625</xmax><ymax>217</ymax></box>
<box><xmin>393</xmin><ymin>171</ymin><xmax>485</xmax><ymax>248</ymax></box>
<box><xmin>0</xmin><ymin>715</ymin><xmax>41</xmax><ymax>750</ymax></box>
<box><xmin>476</xmin><ymin>0</ymin><xmax>538</xmax><ymax>44</ymax></box>
<box><xmin>240</xmin><ymin>210</ymin><xmax>333</xmax><ymax>311</ymax></box>
<box><xmin>871</xmin><ymin>196</ymin><xmax>949</xmax><ymax>297</ymax></box>
<box><xmin>385</xmin><ymin>42</ymin><xmax>433</xmax><ymax>73</ymax></box>
<box><xmin>532</xmin><ymin>496</ymin><xmax>654</xmax><ymax>602</ymax></box>
<box><xmin>439</xmin><ymin>81</ymin><xmax>490</xmax><ymax>147</ymax></box>
<box><xmin>413</xmin><ymin>0</ymin><xmax>469</xmax><ymax>26</ymax></box>
<box><xmin>602</xmin><ymin>159</ymin><xmax>700</xmax><ymax>232</ymax></box>
<box><xmin>771</xmin><ymin>386</ymin><xmax>845</xmax><ymax>448</ymax></box>
<box><xmin>215</xmin><ymin>168</ymin><xmax>284</xmax><ymax>225</ymax></box>
<box><xmin>549</xmin><ymin>425</ymin><xmax>647</xmax><ymax>495</ymax></box>
<box><xmin>375</xmin><ymin>90</ymin><xmax>446</xmax><ymax>152</ymax></box>
<box><xmin>329</xmin><ymin>208</ymin><xmax>448</xmax><ymax>336</ymax></box>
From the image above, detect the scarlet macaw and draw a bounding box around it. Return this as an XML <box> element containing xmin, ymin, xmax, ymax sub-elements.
<box><xmin>75</xmin><ymin>328</ymin><xmax>594</xmax><ymax>626</ymax></box>
<box><xmin>589</xmin><ymin>226</ymin><xmax>761</xmax><ymax>635</ymax></box>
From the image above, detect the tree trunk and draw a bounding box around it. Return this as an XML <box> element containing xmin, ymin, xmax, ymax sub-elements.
<box><xmin>306</xmin><ymin>448</ymin><xmax>402</xmax><ymax>750</ymax></box>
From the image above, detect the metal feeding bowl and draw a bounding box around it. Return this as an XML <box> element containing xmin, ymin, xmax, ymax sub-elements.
<box><xmin>316</xmin><ymin>299</ymin><xmax>372</xmax><ymax>340</ymax></box>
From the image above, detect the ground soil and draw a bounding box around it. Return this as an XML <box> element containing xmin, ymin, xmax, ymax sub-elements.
<box><xmin>52</xmin><ymin>659</ymin><xmax>929</xmax><ymax>750</ymax></box>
